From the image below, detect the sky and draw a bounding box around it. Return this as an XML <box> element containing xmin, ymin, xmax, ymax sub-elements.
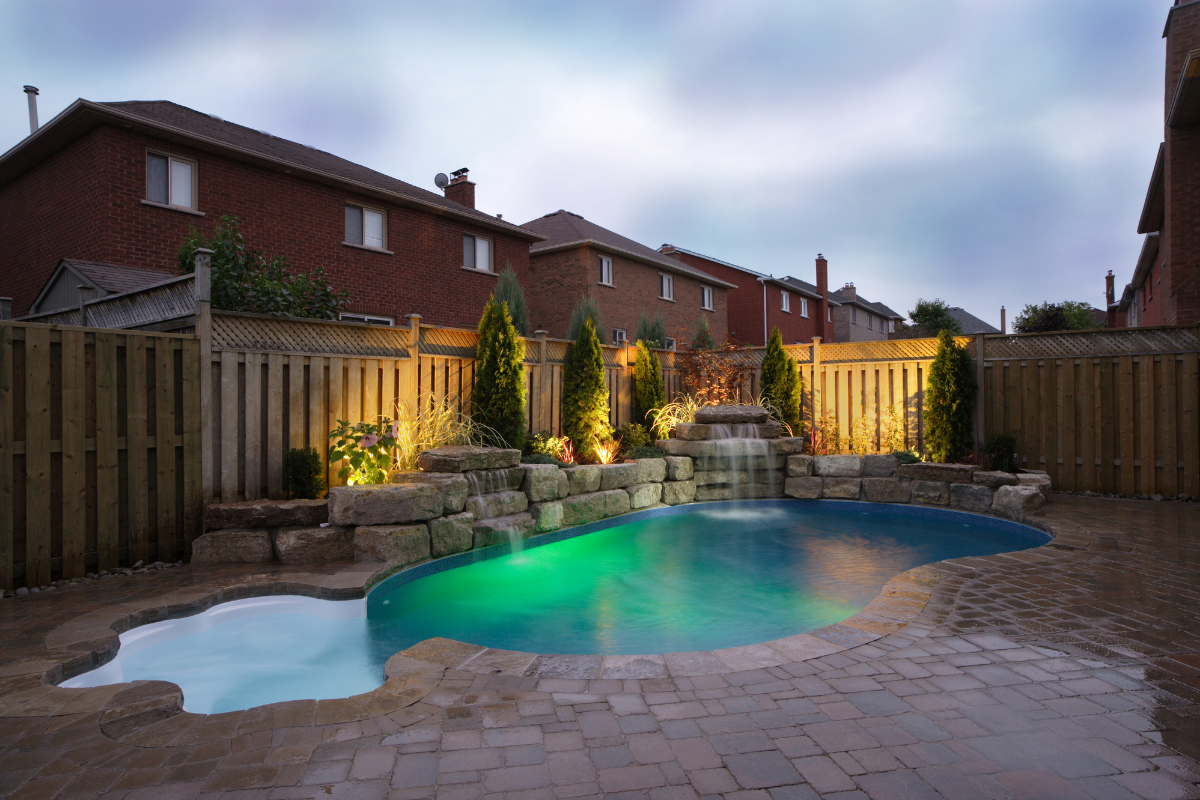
<box><xmin>0</xmin><ymin>0</ymin><xmax>1170</xmax><ymax>328</ymax></box>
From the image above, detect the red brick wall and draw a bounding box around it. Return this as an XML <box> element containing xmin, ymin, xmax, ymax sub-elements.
<box><xmin>0</xmin><ymin>124</ymin><xmax>532</xmax><ymax>327</ymax></box>
<box><xmin>1164</xmin><ymin>3</ymin><xmax>1200</xmax><ymax>325</ymax></box>
<box><xmin>527</xmin><ymin>245</ymin><xmax>727</xmax><ymax>345</ymax></box>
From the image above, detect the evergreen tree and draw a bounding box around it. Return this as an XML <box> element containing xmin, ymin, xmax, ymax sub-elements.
<box><xmin>895</xmin><ymin>298</ymin><xmax>962</xmax><ymax>339</ymax></box>
<box><xmin>566</xmin><ymin>294</ymin><xmax>604</xmax><ymax>341</ymax></box>
<box><xmin>778</xmin><ymin>357</ymin><xmax>803</xmax><ymax>436</ymax></box>
<box><xmin>562</xmin><ymin>318</ymin><xmax>610</xmax><ymax>461</ymax></box>
<box><xmin>923</xmin><ymin>329</ymin><xmax>977</xmax><ymax>462</ymax></box>
<box><xmin>473</xmin><ymin>297</ymin><xmax>527</xmax><ymax>450</ymax></box>
<box><xmin>759</xmin><ymin>328</ymin><xmax>789</xmax><ymax>408</ymax></box>
<box><xmin>692</xmin><ymin>315</ymin><xmax>715</xmax><ymax>350</ymax></box>
<box><xmin>493</xmin><ymin>263</ymin><xmax>530</xmax><ymax>336</ymax></box>
<box><xmin>633</xmin><ymin>340</ymin><xmax>666</xmax><ymax>428</ymax></box>
<box><xmin>635</xmin><ymin>310</ymin><xmax>667</xmax><ymax>349</ymax></box>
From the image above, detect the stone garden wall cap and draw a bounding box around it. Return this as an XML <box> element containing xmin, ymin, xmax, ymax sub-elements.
<box><xmin>694</xmin><ymin>405</ymin><xmax>769</xmax><ymax>424</ymax></box>
<box><xmin>417</xmin><ymin>445</ymin><xmax>521</xmax><ymax>473</ymax></box>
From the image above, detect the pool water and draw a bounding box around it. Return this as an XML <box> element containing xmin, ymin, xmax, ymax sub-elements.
<box><xmin>63</xmin><ymin>500</ymin><xmax>1048</xmax><ymax>713</ymax></box>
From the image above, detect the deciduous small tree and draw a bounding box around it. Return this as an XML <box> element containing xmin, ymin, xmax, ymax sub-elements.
<box><xmin>472</xmin><ymin>297</ymin><xmax>527</xmax><ymax>450</ymax></box>
<box><xmin>924</xmin><ymin>330</ymin><xmax>977</xmax><ymax>462</ymax></box>
<box><xmin>896</xmin><ymin>298</ymin><xmax>962</xmax><ymax>338</ymax></box>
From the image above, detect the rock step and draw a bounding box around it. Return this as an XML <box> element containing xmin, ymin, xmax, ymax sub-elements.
<box><xmin>465</xmin><ymin>490</ymin><xmax>529</xmax><ymax>519</ymax></box>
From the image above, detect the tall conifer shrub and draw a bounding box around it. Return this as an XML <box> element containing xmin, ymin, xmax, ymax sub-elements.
<box><xmin>473</xmin><ymin>297</ymin><xmax>527</xmax><ymax>450</ymax></box>
<box><xmin>633</xmin><ymin>340</ymin><xmax>666</xmax><ymax>428</ymax></box>
<box><xmin>562</xmin><ymin>318</ymin><xmax>610</xmax><ymax>461</ymax></box>
<box><xmin>760</xmin><ymin>329</ymin><xmax>803</xmax><ymax>434</ymax></box>
<box><xmin>494</xmin><ymin>264</ymin><xmax>529</xmax><ymax>336</ymax></box>
<box><xmin>924</xmin><ymin>330</ymin><xmax>977</xmax><ymax>462</ymax></box>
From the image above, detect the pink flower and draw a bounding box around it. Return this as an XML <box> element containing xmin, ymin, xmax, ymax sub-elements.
<box><xmin>389</xmin><ymin>421</ymin><xmax>400</xmax><ymax>440</ymax></box>
<box><xmin>359</xmin><ymin>433</ymin><xmax>379</xmax><ymax>449</ymax></box>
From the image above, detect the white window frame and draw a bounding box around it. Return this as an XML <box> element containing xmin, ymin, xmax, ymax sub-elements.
<box><xmin>599</xmin><ymin>256</ymin><xmax>614</xmax><ymax>286</ymax></box>
<box><xmin>612</xmin><ymin>328</ymin><xmax>628</xmax><ymax>345</ymax></box>
<box><xmin>701</xmin><ymin>285</ymin><xmax>714</xmax><ymax>311</ymax></box>
<box><xmin>339</xmin><ymin>312</ymin><xmax>394</xmax><ymax>326</ymax></box>
<box><xmin>868</xmin><ymin>314</ymin><xmax>874</xmax><ymax>330</ymax></box>
<box><xmin>828</xmin><ymin>307</ymin><xmax>832</xmax><ymax>322</ymax></box>
<box><xmin>852</xmin><ymin>307</ymin><xmax>858</xmax><ymax>324</ymax></box>
<box><xmin>145</xmin><ymin>150</ymin><xmax>198</xmax><ymax>211</ymax></box>
<box><xmin>344</xmin><ymin>204</ymin><xmax>389</xmax><ymax>252</ymax></box>
<box><xmin>800</xmin><ymin>297</ymin><xmax>809</xmax><ymax>318</ymax></box>
<box><xmin>463</xmin><ymin>234</ymin><xmax>494</xmax><ymax>272</ymax></box>
<box><xmin>659</xmin><ymin>273</ymin><xmax>674</xmax><ymax>301</ymax></box>
<box><xmin>782</xmin><ymin>290</ymin><xmax>791</xmax><ymax>313</ymax></box>
<box><xmin>664</xmin><ymin>337</ymin><xmax>677</xmax><ymax>351</ymax></box>
<box><xmin>888</xmin><ymin>319</ymin><xmax>895</xmax><ymax>333</ymax></box>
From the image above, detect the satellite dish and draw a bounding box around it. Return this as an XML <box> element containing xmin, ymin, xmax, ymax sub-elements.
<box><xmin>434</xmin><ymin>173</ymin><xmax>449</xmax><ymax>189</ymax></box>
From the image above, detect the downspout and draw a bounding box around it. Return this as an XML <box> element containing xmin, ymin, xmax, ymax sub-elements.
<box><xmin>758</xmin><ymin>276</ymin><xmax>769</xmax><ymax>345</ymax></box>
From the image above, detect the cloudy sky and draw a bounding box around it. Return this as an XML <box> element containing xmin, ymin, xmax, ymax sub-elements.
<box><xmin>1</xmin><ymin>0</ymin><xmax>1170</xmax><ymax>327</ymax></box>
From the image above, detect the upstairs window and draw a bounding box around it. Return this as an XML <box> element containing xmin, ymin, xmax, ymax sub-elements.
<box><xmin>852</xmin><ymin>307</ymin><xmax>858</xmax><ymax>324</ymax></box>
<box><xmin>146</xmin><ymin>151</ymin><xmax>196</xmax><ymax>209</ymax></box>
<box><xmin>868</xmin><ymin>314</ymin><xmax>874</xmax><ymax>330</ymax></box>
<box><xmin>888</xmin><ymin>319</ymin><xmax>895</xmax><ymax>333</ymax></box>
<box><xmin>613</xmin><ymin>328</ymin><xmax>628</xmax><ymax>345</ymax></box>
<box><xmin>800</xmin><ymin>297</ymin><xmax>809</xmax><ymax>318</ymax></box>
<box><xmin>781</xmin><ymin>290</ymin><xmax>791</xmax><ymax>313</ymax></box>
<box><xmin>701</xmin><ymin>285</ymin><xmax>714</xmax><ymax>311</ymax></box>
<box><xmin>599</xmin><ymin>256</ymin><xmax>614</xmax><ymax>286</ymax></box>
<box><xmin>659</xmin><ymin>273</ymin><xmax>674</xmax><ymax>300</ymax></box>
<box><xmin>345</xmin><ymin>205</ymin><xmax>386</xmax><ymax>249</ymax></box>
<box><xmin>828</xmin><ymin>307</ymin><xmax>832</xmax><ymax>322</ymax></box>
<box><xmin>463</xmin><ymin>234</ymin><xmax>493</xmax><ymax>272</ymax></box>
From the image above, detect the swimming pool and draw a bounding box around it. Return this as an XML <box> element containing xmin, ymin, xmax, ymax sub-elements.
<box><xmin>63</xmin><ymin>500</ymin><xmax>1049</xmax><ymax>713</ymax></box>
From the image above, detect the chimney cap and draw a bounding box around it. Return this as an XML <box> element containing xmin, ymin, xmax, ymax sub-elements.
<box><xmin>451</xmin><ymin>167</ymin><xmax>469</xmax><ymax>178</ymax></box>
<box><xmin>817</xmin><ymin>253</ymin><xmax>824</xmax><ymax>259</ymax></box>
<box><xmin>1107</xmin><ymin>270</ymin><xmax>1113</xmax><ymax>276</ymax></box>
<box><xmin>23</xmin><ymin>85</ymin><xmax>38</xmax><ymax>95</ymax></box>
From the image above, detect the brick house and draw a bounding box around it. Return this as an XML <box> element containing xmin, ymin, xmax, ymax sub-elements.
<box><xmin>1109</xmin><ymin>2</ymin><xmax>1200</xmax><ymax>328</ymax></box>
<box><xmin>520</xmin><ymin>211</ymin><xmax>734</xmax><ymax>346</ymax></box>
<box><xmin>0</xmin><ymin>98</ymin><xmax>543</xmax><ymax>327</ymax></box>
<box><xmin>658</xmin><ymin>247</ymin><xmax>837</xmax><ymax>346</ymax></box>
<box><xmin>828</xmin><ymin>283</ymin><xmax>903</xmax><ymax>342</ymax></box>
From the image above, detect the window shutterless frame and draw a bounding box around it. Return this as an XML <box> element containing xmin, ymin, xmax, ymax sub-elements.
<box><xmin>599</xmin><ymin>256</ymin><xmax>614</xmax><ymax>286</ymax></box>
<box><xmin>781</xmin><ymin>291</ymin><xmax>791</xmax><ymax>313</ymax></box>
<box><xmin>463</xmin><ymin>234</ymin><xmax>493</xmax><ymax>272</ymax></box>
<box><xmin>701</xmin><ymin>285</ymin><xmax>713</xmax><ymax>310</ymax></box>
<box><xmin>344</xmin><ymin>204</ymin><xmax>388</xmax><ymax>250</ymax></box>
<box><xmin>659</xmin><ymin>273</ymin><xmax>674</xmax><ymax>301</ymax></box>
<box><xmin>800</xmin><ymin>297</ymin><xmax>809</xmax><ymax>318</ymax></box>
<box><xmin>145</xmin><ymin>150</ymin><xmax>198</xmax><ymax>210</ymax></box>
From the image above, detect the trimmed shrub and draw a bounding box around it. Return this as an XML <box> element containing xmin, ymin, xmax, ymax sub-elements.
<box><xmin>494</xmin><ymin>263</ymin><xmax>530</xmax><ymax>336</ymax></box>
<box><xmin>567</xmin><ymin>294</ymin><xmax>603</xmax><ymax>341</ymax></box>
<box><xmin>633</xmin><ymin>340</ymin><xmax>666</xmax><ymax>428</ymax></box>
<box><xmin>778</xmin><ymin>356</ymin><xmax>803</xmax><ymax>436</ymax></box>
<box><xmin>760</xmin><ymin>328</ymin><xmax>802</xmax><ymax>434</ymax></box>
<box><xmin>473</xmin><ymin>297</ymin><xmax>527</xmax><ymax>451</ymax></box>
<box><xmin>283</xmin><ymin>447</ymin><xmax>325</xmax><ymax>499</ymax></box>
<box><xmin>614</xmin><ymin>423</ymin><xmax>653</xmax><ymax>449</ymax></box>
<box><xmin>635</xmin><ymin>310</ymin><xmax>667</xmax><ymax>349</ymax></box>
<box><xmin>924</xmin><ymin>329</ymin><xmax>977</xmax><ymax>462</ymax></box>
<box><xmin>562</xmin><ymin>317</ymin><xmax>610</xmax><ymax>462</ymax></box>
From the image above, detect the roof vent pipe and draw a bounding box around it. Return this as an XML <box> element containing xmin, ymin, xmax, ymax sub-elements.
<box><xmin>24</xmin><ymin>86</ymin><xmax>39</xmax><ymax>134</ymax></box>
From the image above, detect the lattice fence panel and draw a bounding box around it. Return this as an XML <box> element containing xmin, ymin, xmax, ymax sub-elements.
<box><xmin>817</xmin><ymin>337</ymin><xmax>961</xmax><ymax>364</ymax></box>
<box><xmin>212</xmin><ymin>312</ymin><xmax>410</xmax><ymax>357</ymax></box>
<box><xmin>984</xmin><ymin>327</ymin><xmax>1200</xmax><ymax>360</ymax></box>
<box><xmin>22</xmin><ymin>276</ymin><xmax>197</xmax><ymax>330</ymax></box>
<box><xmin>418</xmin><ymin>326</ymin><xmax>478</xmax><ymax>359</ymax></box>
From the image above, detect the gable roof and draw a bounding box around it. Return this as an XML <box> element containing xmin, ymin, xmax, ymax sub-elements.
<box><xmin>30</xmin><ymin>258</ymin><xmax>174</xmax><ymax>313</ymax></box>
<box><xmin>657</xmin><ymin>244</ymin><xmax>835</xmax><ymax>302</ymax></box>
<box><xmin>1138</xmin><ymin>143</ymin><xmax>1165</xmax><ymax>234</ymax></box>
<box><xmin>828</xmin><ymin>288</ymin><xmax>902</xmax><ymax>319</ymax></box>
<box><xmin>522</xmin><ymin>211</ymin><xmax>737</xmax><ymax>288</ymax></box>
<box><xmin>946</xmin><ymin>306</ymin><xmax>1000</xmax><ymax>335</ymax></box>
<box><xmin>0</xmin><ymin>99</ymin><xmax>542</xmax><ymax>242</ymax></box>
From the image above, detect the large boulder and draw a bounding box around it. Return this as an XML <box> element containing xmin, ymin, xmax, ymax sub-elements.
<box><xmin>463</xmin><ymin>467</ymin><xmax>525</xmax><ymax>493</ymax></box>
<box><xmin>973</xmin><ymin>470</ymin><xmax>1020</xmax><ymax>489</ymax></box>
<box><xmin>784</xmin><ymin>477</ymin><xmax>822</xmax><ymax>499</ymax></box>
<box><xmin>771</xmin><ymin>437</ymin><xmax>807</xmax><ymax>454</ymax></box>
<box><xmin>664</xmin><ymin>456</ymin><xmax>693</xmax><ymax>481</ymax></box>
<box><xmin>695</xmin><ymin>405</ymin><xmax>769</xmax><ymax>424</ymax></box>
<box><xmin>862</xmin><ymin>478</ymin><xmax>911</xmax><ymax>503</ymax></box>
<box><xmin>661</xmin><ymin>480</ymin><xmax>697</xmax><ymax>505</ymax></box>
<box><xmin>561</xmin><ymin>492</ymin><xmax>606</xmax><ymax>525</ymax></box>
<box><xmin>787</xmin><ymin>455</ymin><xmax>814</xmax><ymax>477</ymax></box>
<box><xmin>993</xmin><ymin>485</ymin><xmax>1045</xmax><ymax>523</ymax></box>
<box><xmin>473</xmin><ymin>513</ymin><xmax>535</xmax><ymax>548</ymax></box>
<box><xmin>897</xmin><ymin>462</ymin><xmax>978</xmax><ymax>483</ymax></box>
<box><xmin>465</xmin><ymin>490</ymin><xmax>528</xmax><ymax>520</ymax></box>
<box><xmin>814</xmin><ymin>455</ymin><xmax>863</xmax><ymax>477</ymax></box>
<box><xmin>635</xmin><ymin>458</ymin><xmax>667</xmax><ymax>484</ymax></box>
<box><xmin>603</xmin><ymin>489</ymin><xmax>631</xmax><ymax>517</ymax></box>
<box><xmin>521</xmin><ymin>464</ymin><xmax>565</xmax><ymax>503</ymax></box>
<box><xmin>353</xmin><ymin>524</ymin><xmax>430</xmax><ymax>565</ymax></box>
<box><xmin>1019</xmin><ymin>473</ymin><xmax>1053</xmax><ymax>502</ymax></box>
<box><xmin>529</xmin><ymin>501</ymin><xmax>564</xmax><ymax>532</ymax></box>
<box><xmin>950</xmin><ymin>483</ymin><xmax>992</xmax><ymax>513</ymax></box>
<box><xmin>862</xmin><ymin>454</ymin><xmax>898</xmax><ymax>477</ymax></box>
<box><xmin>562</xmin><ymin>465</ymin><xmax>601</xmax><ymax>495</ymax></box>
<box><xmin>673</xmin><ymin>423</ymin><xmax>712</xmax><ymax>441</ymax></box>
<box><xmin>599</xmin><ymin>462</ymin><xmax>641</xmax><ymax>490</ymax></box>
<box><xmin>389</xmin><ymin>472</ymin><xmax>469</xmax><ymax>513</ymax></box>
<box><xmin>203</xmin><ymin>498</ymin><xmax>327</xmax><ymax>532</ymax></box>
<box><xmin>627</xmin><ymin>483</ymin><xmax>662</xmax><ymax>509</ymax></box>
<box><xmin>417</xmin><ymin>446</ymin><xmax>520</xmax><ymax>473</ymax></box>
<box><xmin>275</xmin><ymin>526</ymin><xmax>353</xmax><ymax>564</ymax></box>
<box><xmin>191</xmin><ymin>530</ymin><xmax>274</xmax><ymax>564</ymax></box>
<box><xmin>693</xmin><ymin>470</ymin><xmax>749</xmax><ymax>486</ymax></box>
<box><xmin>429</xmin><ymin>513</ymin><xmax>474</xmax><ymax>557</ymax></box>
<box><xmin>328</xmin><ymin>484</ymin><xmax>443</xmax><ymax>527</ymax></box>
<box><xmin>911</xmin><ymin>480</ymin><xmax>950</xmax><ymax>505</ymax></box>
<box><xmin>822</xmin><ymin>478</ymin><xmax>862</xmax><ymax>499</ymax></box>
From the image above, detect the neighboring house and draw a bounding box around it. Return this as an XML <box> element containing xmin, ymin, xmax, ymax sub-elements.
<box><xmin>520</xmin><ymin>211</ymin><xmax>733</xmax><ymax>346</ymax></box>
<box><xmin>946</xmin><ymin>307</ymin><xmax>1000</xmax><ymax>335</ymax></box>
<box><xmin>25</xmin><ymin>259</ymin><xmax>173</xmax><ymax>315</ymax></box>
<box><xmin>828</xmin><ymin>283</ymin><xmax>903</xmax><ymax>342</ymax></box>
<box><xmin>658</xmin><ymin>247</ymin><xmax>837</xmax><ymax>346</ymax></box>
<box><xmin>1109</xmin><ymin>2</ymin><xmax>1200</xmax><ymax>328</ymax></box>
<box><xmin>0</xmin><ymin>98</ymin><xmax>543</xmax><ymax>328</ymax></box>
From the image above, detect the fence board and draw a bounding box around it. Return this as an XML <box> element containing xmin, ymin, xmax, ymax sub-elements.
<box><xmin>1162</xmin><ymin>356</ymin><xmax>1178</xmax><ymax>498</ymax></box>
<box><xmin>61</xmin><ymin>331</ymin><xmax>87</xmax><ymax>577</ymax></box>
<box><xmin>1079</xmin><ymin>357</ymin><xmax>1095</xmax><ymax>491</ymax></box>
<box><xmin>1118</xmin><ymin>356</ymin><xmax>1135</xmax><ymax>495</ymax></box>
<box><xmin>220</xmin><ymin>351</ymin><xmax>239</xmax><ymax>504</ymax></box>
<box><xmin>1182</xmin><ymin>354</ymin><xmax>1199</xmax><ymax>496</ymax></box>
<box><xmin>243</xmin><ymin>352</ymin><xmax>262</xmax><ymax>501</ymax></box>
<box><xmin>24</xmin><ymin>326</ymin><xmax>51</xmax><ymax>587</ymax></box>
<box><xmin>94</xmin><ymin>334</ymin><xmax>119</xmax><ymax>571</ymax></box>
<box><xmin>1139</xmin><ymin>357</ymin><xmax>1156</xmax><ymax>496</ymax></box>
<box><xmin>1061</xmin><ymin>360</ymin><xmax>1075</xmax><ymax>491</ymax></box>
<box><xmin>309</xmin><ymin>356</ymin><xmax>326</xmax><ymax>470</ymax></box>
<box><xmin>155</xmin><ymin>338</ymin><xmax>177</xmax><ymax>562</ymax></box>
<box><xmin>266</xmin><ymin>354</ymin><xmax>284</xmax><ymax>498</ymax></box>
<box><xmin>125</xmin><ymin>337</ymin><xmax>149</xmax><ymax>564</ymax></box>
<box><xmin>289</xmin><ymin>355</ymin><xmax>306</xmax><ymax>450</ymax></box>
<box><xmin>181</xmin><ymin>339</ymin><xmax>202</xmax><ymax>552</ymax></box>
<box><xmin>0</xmin><ymin>326</ymin><xmax>11</xmax><ymax>591</ymax></box>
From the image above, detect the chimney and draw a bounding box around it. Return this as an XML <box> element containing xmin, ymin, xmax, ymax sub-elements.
<box><xmin>1105</xmin><ymin>270</ymin><xmax>1116</xmax><ymax>328</ymax></box>
<box><xmin>815</xmin><ymin>253</ymin><xmax>830</xmax><ymax>341</ymax></box>
<box><xmin>444</xmin><ymin>167</ymin><xmax>475</xmax><ymax>209</ymax></box>
<box><xmin>0</xmin><ymin>298</ymin><xmax>11</xmax><ymax>320</ymax></box>
<box><xmin>24</xmin><ymin>86</ymin><xmax>39</xmax><ymax>135</ymax></box>
<box><xmin>840</xmin><ymin>282</ymin><xmax>856</xmax><ymax>302</ymax></box>
<box><xmin>1000</xmin><ymin>306</ymin><xmax>1006</xmax><ymax>334</ymax></box>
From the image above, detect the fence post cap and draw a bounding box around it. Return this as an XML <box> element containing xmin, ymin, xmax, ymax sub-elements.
<box><xmin>407</xmin><ymin>313</ymin><xmax>422</xmax><ymax>320</ymax></box>
<box><xmin>534</xmin><ymin>329</ymin><xmax>548</xmax><ymax>338</ymax></box>
<box><xmin>192</xmin><ymin>247</ymin><xmax>215</xmax><ymax>255</ymax></box>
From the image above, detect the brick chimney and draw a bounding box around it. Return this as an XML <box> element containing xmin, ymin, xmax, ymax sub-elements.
<box><xmin>1105</xmin><ymin>270</ymin><xmax>1117</xmax><ymax>328</ymax></box>
<box><xmin>444</xmin><ymin>167</ymin><xmax>475</xmax><ymax>209</ymax></box>
<box><xmin>1000</xmin><ymin>306</ymin><xmax>1006</xmax><ymax>334</ymax></box>
<box><xmin>815</xmin><ymin>254</ymin><xmax>829</xmax><ymax>341</ymax></box>
<box><xmin>840</xmin><ymin>282</ymin><xmax>856</xmax><ymax>302</ymax></box>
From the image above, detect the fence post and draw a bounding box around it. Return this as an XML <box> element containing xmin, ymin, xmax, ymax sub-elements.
<box><xmin>811</xmin><ymin>337</ymin><xmax>821</xmax><ymax>433</ymax></box>
<box><xmin>194</xmin><ymin>248</ymin><xmax>214</xmax><ymax>506</ymax></box>
<box><xmin>77</xmin><ymin>286</ymin><xmax>95</xmax><ymax>327</ymax></box>
<box><xmin>407</xmin><ymin>314</ymin><xmax>422</xmax><ymax>410</ymax></box>
<box><xmin>974</xmin><ymin>333</ymin><xmax>986</xmax><ymax>449</ymax></box>
<box><xmin>535</xmin><ymin>330</ymin><xmax>548</xmax><ymax>433</ymax></box>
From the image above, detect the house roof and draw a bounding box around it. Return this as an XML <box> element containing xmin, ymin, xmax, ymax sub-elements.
<box><xmin>1118</xmin><ymin>232</ymin><xmax>1161</xmax><ymax>311</ymax></box>
<box><xmin>1138</xmin><ymin>143</ymin><xmax>1165</xmax><ymax>235</ymax></box>
<box><xmin>0</xmin><ymin>99</ymin><xmax>543</xmax><ymax>242</ymax></box>
<box><xmin>657</xmin><ymin>244</ymin><xmax>835</xmax><ymax>302</ymax></box>
<box><xmin>522</xmin><ymin>212</ymin><xmax>738</xmax><ymax>288</ymax></box>
<box><xmin>946</xmin><ymin>306</ymin><xmax>1000</xmax><ymax>335</ymax></box>
<box><xmin>828</xmin><ymin>288</ymin><xmax>902</xmax><ymax>319</ymax></box>
<box><xmin>30</xmin><ymin>258</ymin><xmax>175</xmax><ymax>313</ymax></box>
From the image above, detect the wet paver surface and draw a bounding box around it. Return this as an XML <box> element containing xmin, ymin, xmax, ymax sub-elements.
<box><xmin>0</xmin><ymin>495</ymin><xmax>1198</xmax><ymax>799</ymax></box>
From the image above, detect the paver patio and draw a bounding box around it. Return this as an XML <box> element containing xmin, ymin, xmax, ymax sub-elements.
<box><xmin>0</xmin><ymin>495</ymin><xmax>1198</xmax><ymax>800</ymax></box>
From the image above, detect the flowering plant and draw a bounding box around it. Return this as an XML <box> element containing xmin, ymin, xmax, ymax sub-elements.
<box><xmin>328</xmin><ymin>418</ymin><xmax>399</xmax><ymax>485</ymax></box>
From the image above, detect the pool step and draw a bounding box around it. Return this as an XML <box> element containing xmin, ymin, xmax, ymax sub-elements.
<box><xmin>465</xmin><ymin>490</ymin><xmax>529</xmax><ymax>520</ymax></box>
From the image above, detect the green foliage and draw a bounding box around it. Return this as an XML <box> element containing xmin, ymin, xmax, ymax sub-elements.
<box><xmin>178</xmin><ymin>216</ymin><xmax>348</xmax><ymax>318</ymax></box>
<box><xmin>778</xmin><ymin>357</ymin><xmax>803</xmax><ymax>436</ymax></box>
<box><xmin>527</xmin><ymin>431</ymin><xmax>570</xmax><ymax>459</ymax></box>
<box><xmin>760</xmin><ymin>329</ymin><xmax>802</xmax><ymax>435</ymax></box>
<box><xmin>924</xmin><ymin>330</ymin><xmax>978</xmax><ymax>462</ymax></box>
<box><xmin>328</xmin><ymin>419</ymin><xmax>399</xmax><ymax>484</ymax></box>
<box><xmin>472</xmin><ymin>297</ymin><xmax>527</xmax><ymax>451</ymax></box>
<box><xmin>521</xmin><ymin>452</ymin><xmax>567</xmax><ymax>466</ymax></box>
<box><xmin>494</xmin><ymin>263</ymin><xmax>529</xmax><ymax>336</ymax></box>
<box><xmin>282</xmin><ymin>447</ymin><xmax>325</xmax><ymax>499</ymax></box>
<box><xmin>566</xmin><ymin>294</ymin><xmax>603</xmax><ymax>341</ymax></box>
<box><xmin>1014</xmin><ymin>301</ymin><xmax>1100</xmax><ymax>333</ymax></box>
<box><xmin>614</xmin><ymin>423</ymin><xmax>653</xmax><ymax>449</ymax></box>
<box><xmin>635</xmin><ymin>310</ymin><xmax>667</xmax><ymax>349</ymax></box>
<box><xmin>897</xmin><ymin>298</ymin><xmax>962</xmax><ymax>338</ymax></box>
<box><xmin>626</xmin><ymin>445</ymin><xmax>665</xmax><ymax>459</ymax></box>
<box><xmin>893</xmin><ymin>449</ymin><xmax>924</xmax><ymax>465</ymax></box>
<box><xmin>692</xmin><ymin>315</ymin><xmax>715</xmax><ymax>350</ymax></box>
<box><xmin>633</xmin><ymin>340</ymin><xmax>666</xmax><ymax>427</ymax></box>
<box><xmin>984</xmin><ymin>432</ymin><xmax>1019</xmax><ymax>473</ymax></box>
<box><xmin>562</xmin><ymin>317</ymin><xmax>611</xmax><ymax>462</ymax></box>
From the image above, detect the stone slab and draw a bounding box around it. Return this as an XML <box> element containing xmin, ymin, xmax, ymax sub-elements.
<box><xmin>896</xmin><ymin>462</ymin><xmax>979</xmax><ymax>483</ymax></box>
<box><xmin>602</xmin><ymin>488</ymin><xmax>631</xmax><ymax>517</ymax></box>
<box><xmin>627</xmin><ymin>483</ymin><xmax>662</xmax><ymax>509</ymax></box>
<box><xmin>601</xmin><ymin>654</ymin><xmax>668</xmax><ymax>679</ymax></box>
<box><xmin>660</xmin><ymin>480</ymin><xmax>697</xmax><ymax>505</ymax></box>
<box><xmin>328</xmin><ymin>484</ymin><xmax>443</xmax><ymax>527</ymax></box>
<box><xmin>416</xmin><ymin>446</ymin><xmax>520</xmax><ymax>473</ymax></box>
<box><xmin>203</xmin><ymin>498</ymin><xmax>327</xmax><ymax>532</ymax></box>
<box><xmin>787</xmin><ymin>455</ymin><xmax>814</xmax><ymax>477</ymax></box>
<box><xmin>1019</xmin><ymin>473</ymin><xmax>1053</xmax><ymax>502</ymax></box>
<box><xmin>191</xmin><ymin>530</ymin><xmax>275</xmax><ymax>564</ymax></box>
<box><xmin>694</xmin><ymin>405</ymin><xmax>769</xmax><ymax>424</ymax></box>
<box><xmin>814</xmin><ymin>455</ymin><xmax>863</xmax><ymax>477</ymax></box>
<box><xmin>389</xmin><ymin>472</ymin><xmax>470</xmax><ymax>513</ymax></box>
<box><xmin>823</xmin><ymin>477</ymin><xmax>862</xmax><ymax>499</ymax></box>
<box><xmin>771</xmin><ymin>437</ymin><xmax>807</xmax><ymax>455</ymax></box>
<box><xmin>275</xmin><ymin>526</ymin><xmax>354</xmax><ymax>565</ymax></box>
<box><xmin>561</xmin><ymin>492</ymin><xmax>607</xmax><ymax>525</ymax></box>
<box><xmin>401</xmin><ymin>638</ymin><xmax>487</xmax><ymax>669</ymax></box>
<box><xmin>524</xmin><ymin>654</ymin><xmax>603</xmax><ymax>679</ymax></box>
<box><xmin>912</xmin><ymin>480</ymin><xmax>950</xmax><ymax>506</ymax></box>
<box><xmin>862</xmin><ymin>454</ymin><xmax>899</xmax><ymax>477</ymax></box>
<box><xmin>562</xmin><ymin>465</ymin><xmax>601</xmax><ymax>495</ymax></box>
<box><xmin>353</xmin><ymin>524</ymin><xmax>430</xmax><ymax>564</ymax></box>
<box><xmin>993</xmin><ymin>484</ymin><xmax>1045</xmax><ymax>523</ymax></box>
<box><xmin>429</xmin><ymin>512</ymin><xmax>474</xmax><ymax>557</ymax></box>
<box><xmin>784</xmin><ymin>477</ymin><xmax>822</xmax><ymax>499</ymax></box>
<box><xmin>673</xmin><ymin>423</ymin><xmax>712</xmax><ymax>441</ymax></box>
<box><xmin>472</xmin><ymin>513</ymin><xmax>535</xmax><ymax>548</ymax></box>
<box><xmin>529</xmin><ymin>501</ymin><xmax>564</xmax><ymax>532</ymax></box>
<box><xmin>635</xmin><ymin>458</ymin><xmax>667</xmax><ymax>484</ymax></box>
<box><xmin>862</xmin><ymin>477</ymin><xmax>911</xmax><ymax>503</ymax></box>
<box><xmin>950</xmin><ymin>483</ymin><xmax>993</xmax><ymax>513</ymax></box>
<box><xmin>598</xmin><ymin>462</ymin><xmax>641</xmax><ymax>490</ymax></box>
<box><xmin>973</xmin><ymin>470</ymin><xmax>1020</xmax><ymax>489</ymax></box>
<box><xmin>465</xmin><ymin>490</ymin><xmax>528</xmax><ymax>520</ymax></box>
<box><xmin>520</xmin><ymin>464</ymin><xmax>564</xmax><ymax>502</ymax></box>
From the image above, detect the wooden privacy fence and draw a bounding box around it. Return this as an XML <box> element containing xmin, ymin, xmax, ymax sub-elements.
<box><xmin>0</xmin><ymin>321</ymin><xmax>202</xmax><ymax>591</ymax></box>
